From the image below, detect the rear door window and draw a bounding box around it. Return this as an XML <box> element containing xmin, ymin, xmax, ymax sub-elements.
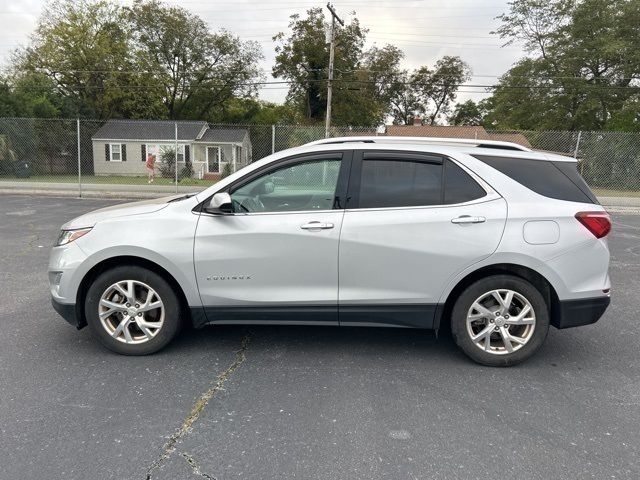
<box><xmin>352</xmin><ymin>152</ymin><xmax>486</xmax><ymax>209</ymax></box>
<box><xmin>473</xmin><ymin>155</ymin><xmax>597</xmax><ymax>204</ymax></box>
<box><xmin>358</xmin><ymin>158</ymin><xmax>443</xmax><ymax>208</ymax></box>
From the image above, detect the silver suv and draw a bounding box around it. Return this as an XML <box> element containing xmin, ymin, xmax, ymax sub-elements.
<box><xmin>49</xmin><ymin>137</ymin><xmax>611</xmax><ymax>366</ymax></box>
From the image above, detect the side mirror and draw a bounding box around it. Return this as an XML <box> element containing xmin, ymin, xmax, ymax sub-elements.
<box><xmin>204</xmin><ymin>192</ymin><xmax>233</xmax><ymax>215</ymax></box>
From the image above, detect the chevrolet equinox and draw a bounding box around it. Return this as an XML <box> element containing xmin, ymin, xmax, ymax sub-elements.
<box><xmin>49</xmin><ymin>137</ymin><xmax>611</xmax><ymax>366</ymax></box>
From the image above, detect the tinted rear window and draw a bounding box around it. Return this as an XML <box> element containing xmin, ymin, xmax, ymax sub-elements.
<box><xmin>473</xmin><ymin>155</ymin><xmax>598</xmax><ymax>204</ymax></box>
<box><xmin>553</xmin><ymin>161</ymin><xmax>599</xmax><ymax>204</ymax></box>
<box><xmin>359</xmin><ymin>159</ymin><xmax>443</xmax><ymax>208</ymax></box>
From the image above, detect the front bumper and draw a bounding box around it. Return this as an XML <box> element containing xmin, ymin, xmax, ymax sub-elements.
<box><xmin>553</xmin><ymin>296</ymin><xmax>610</xmax><ymax>329</ymax></box>
<box><xmin>51</xmin><ymin>298</ymin><xmax>84</xmax><ymax>329</ymax></box>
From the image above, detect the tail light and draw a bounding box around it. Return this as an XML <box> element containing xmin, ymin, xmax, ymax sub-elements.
<box><xmin>575</xmin><ymin>211</ymin><xmax>611</xmax><ymax>238</ymax></box>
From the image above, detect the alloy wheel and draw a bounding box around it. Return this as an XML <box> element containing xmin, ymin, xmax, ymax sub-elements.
<box><xmin>466</xmin><ymin>289</ymin><xmax>536</xmax><ymax>355</ymax></box>
<box><xmin>98</xmin><ymin>280</ymin><xmax>165</xmax><ymax>344</ymax></box>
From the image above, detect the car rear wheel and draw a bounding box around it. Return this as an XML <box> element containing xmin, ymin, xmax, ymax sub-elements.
<box><xmin>451</xmin><ymin>275</ymin><xmax>549</xmax><ymax>367</ymax></box>
<box><xmin>84</xmin><ymin>266</ymin><xmax>181</xmax><ymax>355</ymax></box>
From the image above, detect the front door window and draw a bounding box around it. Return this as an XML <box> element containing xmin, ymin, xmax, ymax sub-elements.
<box><xmin>230</xmin><ymin>158</ymin><xmax>341</xmax><ymax>213</ymax></box>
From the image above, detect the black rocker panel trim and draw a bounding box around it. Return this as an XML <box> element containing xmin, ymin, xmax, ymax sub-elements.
<box><xmin>192</xmin><ymin>304</ymin><xmax>440</xmax><ymax>329</ymax></box>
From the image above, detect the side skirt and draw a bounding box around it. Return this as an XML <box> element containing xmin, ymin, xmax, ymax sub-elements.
<box><xmin>191</xmin><ymin>304</ymin><xmax>440</xmax><ymax>329</ymax></box>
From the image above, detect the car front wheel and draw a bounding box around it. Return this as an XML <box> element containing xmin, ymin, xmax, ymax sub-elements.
<box><xmin>84</xmin><ymin>266</ymin><xmax>181</xmax><ymax>355</ymax></box>
<box><xmin>451</xmin><ymin>275</ymin><xmax>550</xmax><ymax>367</ymax></box>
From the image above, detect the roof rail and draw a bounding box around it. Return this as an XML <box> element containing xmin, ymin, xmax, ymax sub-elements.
<box><xmin>304</xmin><ymin>136</ymin><xmax>531</xmax><ymax>152</ymax></box>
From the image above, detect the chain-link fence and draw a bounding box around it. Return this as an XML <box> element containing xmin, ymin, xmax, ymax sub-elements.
<box><xmin>0</xmin><ymin>117</ymin><xmax>639</xmax><ymax>204</ymax></box>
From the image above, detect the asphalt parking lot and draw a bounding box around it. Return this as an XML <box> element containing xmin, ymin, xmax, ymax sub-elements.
<box><xmin>1</xmin><ymin>194</ymin><xmax>639</xmax><ymax>480</ymax></box>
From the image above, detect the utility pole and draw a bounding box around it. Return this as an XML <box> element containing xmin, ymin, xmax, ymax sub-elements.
<box><xmin>325</xmin><ymin>3</ymin><xmax>344</xmax><ymax>138</ymax></box>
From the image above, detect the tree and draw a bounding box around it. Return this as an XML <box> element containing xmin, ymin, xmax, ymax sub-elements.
<box><xmin>273</xmin><ymin>8</ymin><xmax>365</xmax><ymax>124</ymax></box>
<box><xmin>127</xmin><ymin>0</ymin><xmax>263</xmax><ymax>121</ymax></box>
<box><xmin>386</xmin><ymin>56</ymin><xmax>470</xmax><ymax>125</ymax></box>
<box><xmin>449</xmin><ymin>99</ymin><xmax>486</xmax><ymax>126</ymax></box>
<box><xmin>273</xmin><ymin>8</ymin><xmax>405</xmax><ymax>126</ymax></box>
<box><xmin>411</xmin><ymin>56</ymin><xmax>471</xmax><ymax>125</ymax></box>
<box><xmin>488</xmin><ymin>0</ymin><xmax>640</xmax><ymax>131</ymax></box>
<box><xmin>18</xmin><ymin>0</ymin><xmax>142</xmax><ymax>119</ymax></box>
<box><xmin>12</xmin><ymin>0</ymin><xmax>264</xmax><ymax>120</ymax></box>
<box><xmin>214</xmin><ymin>98</ymin><xmax>299</xmax><ymax>125</ymax></box>
<box><xmin>388</xmin><ymin>71</ymin><xmax>423</xmax><ymax>125</ymax></box>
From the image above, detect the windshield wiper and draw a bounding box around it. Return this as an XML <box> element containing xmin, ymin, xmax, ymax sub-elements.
<box><xmin>167</xmin><ymin>194</ymin><xmax>195</xmax><ymax>203</ymax></box>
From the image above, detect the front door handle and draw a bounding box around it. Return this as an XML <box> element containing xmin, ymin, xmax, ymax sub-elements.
<box><xmin>451</xmin><ymin>215</ymin><xmax>486</xmax><ymax>224</ymax></box>
<box><xmin>300</xmin><ymin>221</ymin><xmax>334</xmax><ymax>230</ymax></box>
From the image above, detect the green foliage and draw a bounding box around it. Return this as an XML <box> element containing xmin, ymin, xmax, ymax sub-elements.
<box><xmin>449</xmin><ymin>100</ymin><xmax>486</xmax><ymax>126</ymax></box>
<box><xmin>158</xmin><ymin>147</ymin><xmax>176</xmax><ymax>178</ymax></box>
<box><xmin>411</xmin><ymin>56</ymin><xmax>471</xmax><ymax>125</ymax></box>
<box><xmin>387</xmin><ymin>56</ymin><xmax>471</xmax><ymax>125</ymax></box>
<box><xmin>214</xmin><ymin>98</ymin><xmax>299</xmax><ymax>125</ymax></box>
<box><xmin>0</xmin><ymin>134</ymin><xmax>17</xmax><ymax>175</ymax></box>
<box><xmin>19</xmin><ymin>0</ymin><xmax>138</xmax><ymax>119</ymax></box>
<box><xmin>273</xmin><ymin>9</ymin><xmax>470</xmax><ymax>126</ymax></box>
<box><xmin>179</xmin><ymin>163</ymin><xmax>194</xmax><ymax>181</ymax></box>
<box><xmin>220</xmin><ymin>162</ymin><xmax>233</xmax><ymax>179</ymax></box>
<box><xmin>127</xmin><ymin>0</ymin><xmax>263</xmax><ymax>121</ymax></box>
<box><xmin>273</xmin><ymin>9</ymin><xmax>411</xmax><ymax>126</ymax></box>
<box><xmin>0</xmin><ymin>73</ymin><xmax>63</xmax><ymax>118</ymax></box>
<box><xmin>9</xmin><ymin>0</ymin><xmax>263</xmax><ymax>121</ymax></box>
<box><xmin>487</xmin><ymin>0</ymin><xmax>640</xmax><ymax>131</ymax></box>
<box><xmin>273</xmin><ymin>8</ymin><xmax>371</xmax><ymax>125</ymax></box>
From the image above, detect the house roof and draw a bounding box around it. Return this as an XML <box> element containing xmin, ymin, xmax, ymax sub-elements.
<box><xmin>196</xmin><ymin>128</ymin><xmax>248</xmax><ymax>143</ymax></box>
<box><xmin>384</xmin><ymin>125</ymin><xmax>534</xmax><ymax>149</ymax></box>
<box><xmin>385</xmin><ymin>125</ymin><xmax>491</xmax><ymax>139</ymax></box>
<box><xmin>92</xmin><ymin>120</ymin><xmax>207</xmax><ymax>141</ymax></box>
<box><xmin>485</xmin><ymin>132</ymin><xmax>533</xmax><ymax>149</ymax></box>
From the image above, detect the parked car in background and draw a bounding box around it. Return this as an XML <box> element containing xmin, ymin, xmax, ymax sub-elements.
<box><xmin>49</xmin><ymin>136</ymin><xmax>611</xmax><ymax>366</ymax></box>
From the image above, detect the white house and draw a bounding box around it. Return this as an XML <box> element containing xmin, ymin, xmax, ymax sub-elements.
<box><xmin>91</xmin><ymin>120</ymin><xmax>252</xmax><ymax>179</ymax></box>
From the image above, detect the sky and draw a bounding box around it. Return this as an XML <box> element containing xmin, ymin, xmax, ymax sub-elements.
<box><xmin>0</xmin><ymin>0</ymin><xmax>525</xmax><ymax>106</ymax></box>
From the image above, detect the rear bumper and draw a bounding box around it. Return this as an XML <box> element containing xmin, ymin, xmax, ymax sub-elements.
<box><xmin>553</xmin><ymin>296</ymin><xmax>610</xmax><ymax>329</ymax></box>
<box><xmin>51</xmin><ymin>297</ymin><xmax>84</xmax><ymax>329</ymax></box>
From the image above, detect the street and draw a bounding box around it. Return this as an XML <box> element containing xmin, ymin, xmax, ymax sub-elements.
<box><xmin>1</xmin><ymin>194</ymin><xmax>639</xmax><ymax>479</ymax></box>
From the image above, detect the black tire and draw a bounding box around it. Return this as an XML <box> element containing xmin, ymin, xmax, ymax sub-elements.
<box><xmin>450</xmin><ymin>275</ymin><xmax>549</xmax><ymax>367</ymax></box>
<box><xmin>84</xmin><ymin>266</ymin><xmax>182</xmax><ymax>355</ymax></box>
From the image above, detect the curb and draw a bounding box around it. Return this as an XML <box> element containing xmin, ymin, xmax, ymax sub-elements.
<box><xmin>0</xmin><ymin>188</ymin><xmax>170</xmax><ymax>200</ymax></box>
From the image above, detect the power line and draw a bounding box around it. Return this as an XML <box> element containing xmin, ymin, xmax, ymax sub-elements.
<box><xmin>4</xmin><ymin>78</ymin><xmax>638</xmax><ymax>91</ymax></box>
<box><xmin>0</xmin><ymin>67</ymin><xmax>640</xmax><ymax>84</ymax></box>
<box><xmin>4</xmin><ymin>66</ymin><xmax>636</xmax><ymax>84</ymax></box>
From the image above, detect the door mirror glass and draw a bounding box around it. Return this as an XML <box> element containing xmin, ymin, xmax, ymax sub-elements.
<box><xmin>204</xmin><ymin>192</ymin><xmax>233</xmax><ymax>215</ymax></box>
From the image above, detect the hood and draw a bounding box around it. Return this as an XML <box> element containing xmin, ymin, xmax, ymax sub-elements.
<box><xmin>62</xmin><ymin>194</ymin><xmax>186</xmax><ymax>229</ymax></box>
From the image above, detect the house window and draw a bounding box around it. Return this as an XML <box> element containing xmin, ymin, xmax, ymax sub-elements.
<box><xmin>110</xmin><ymin>144</ymin><xmax>122</xmax><ymax>162</ymax></box>
<box><xmin>146</xmin><ymin>144</ymin><xmax>185</xmax><ymax>163</ymax></box>
<box><xmin>175</xmin><ymin>145</ymin><xmax>185</xmax><ymax>162</ymax></box>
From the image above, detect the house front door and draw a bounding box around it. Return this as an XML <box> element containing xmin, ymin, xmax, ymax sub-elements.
<box><xmin>206</xmin><ymin>146</ymin><xmax>220</xmax><ymax>173</ymax></box>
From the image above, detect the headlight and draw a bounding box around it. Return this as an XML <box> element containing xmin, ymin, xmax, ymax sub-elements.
<box><xmin>56</xmin><ymin>227</ymin><xmax>92</xmax><ymax>246</ymax></box>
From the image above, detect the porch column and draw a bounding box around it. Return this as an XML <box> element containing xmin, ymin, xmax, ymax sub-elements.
<box><xmin>232</xmin><ymin>145</ymin><xmax>237</xmax><ymax>173</ymax></box>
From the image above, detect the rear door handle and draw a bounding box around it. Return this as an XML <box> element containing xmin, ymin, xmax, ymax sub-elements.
<box><xmin>300</xmin><ymin>221</ymin><xmax>334</xmax><ymax>230</ymax></box>
<box><xmin>451</xmin><ymin>215</ymin><xmax>486</xmax><ymax>224</ymax></box>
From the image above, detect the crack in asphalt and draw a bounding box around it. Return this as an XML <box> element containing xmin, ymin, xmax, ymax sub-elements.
<box><xmin>180</xmin><ymin>452</ymin><xmax>216</xmax><ymax>480</ymax></box>
<box><xmin>145</xmin><ymin>333</ymin><xmax>252</xmax><ymax>479</ymax></box>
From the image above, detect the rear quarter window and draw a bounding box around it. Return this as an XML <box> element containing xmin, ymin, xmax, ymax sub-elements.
<box><xmin>444</xmin><ymin>159</ymin><xmax>486</xmax><ymax>204</ymax></box>
<box><xmin>472</xmin><ymin>155</ymin><xmax>598</xmax><ymax>204</ymax></box>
